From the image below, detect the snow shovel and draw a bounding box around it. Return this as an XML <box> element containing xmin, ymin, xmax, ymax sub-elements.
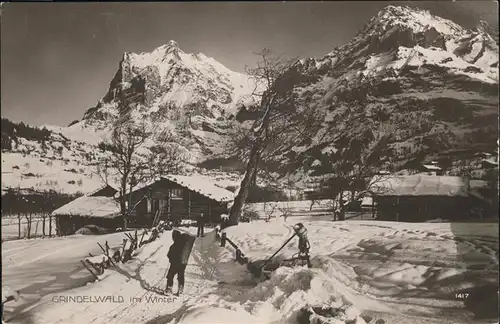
<box><xmin>247</xmin><ymin>223</ymin><xmax>310</xmax><ymax>279</ymax></box>
<box><xmin>247</xmin><ymin>231</ymin><xmax>298</xmax><ymax>279</ymax></box>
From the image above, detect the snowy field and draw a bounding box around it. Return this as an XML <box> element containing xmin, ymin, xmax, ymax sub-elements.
<box><xmin>246</xmin><ymin>199</ymin><xmax>334</xmax><ymax>219</ymax></box>
<box><xmin>3</xmin><ymin>217</ymin><xmax>498</xmax><ymax>324</ymax></box>
<box><xmin>2</xmin><ymin>230</ymin><xmax>137</xmax><ymax>321</ymax></box>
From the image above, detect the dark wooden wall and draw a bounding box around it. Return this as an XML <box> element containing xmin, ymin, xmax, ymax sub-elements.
<box><xmin>56</xmin><ymin>215</ymin><xmax>120</xmax><ymax>235</ymax></box>
<box><xmin>374</xmin><ymin>196</ymin><xmax>471</xmax><ymax>222</ymax></box>
<box><xmin>128</xmin><ymin>178</ymin><xmax>229</xmax><ymax>226</ymax></box>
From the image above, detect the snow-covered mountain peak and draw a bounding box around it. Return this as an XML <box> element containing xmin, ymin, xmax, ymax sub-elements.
<box><xmin>122</xmin><ymin>40</ymin><xmax>184</xmax><ymax>71</ymax></box>
<box><xmin>75</xmin><ymin>39</ymin><xmax>259</xmax><ymax>162</ymax></box>
<box><xmin>371</xmin><ymin>5</ymin><xmax>465</xmax><ymax>36</ymax></box>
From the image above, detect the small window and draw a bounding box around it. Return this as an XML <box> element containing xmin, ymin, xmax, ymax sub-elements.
<box><xmin>170</xmin><ymin>188</ymin><xmax>183</xmax><ymax>200</ymax></box>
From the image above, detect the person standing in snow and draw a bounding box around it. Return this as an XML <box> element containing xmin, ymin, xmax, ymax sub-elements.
<box><xmin>166</xmin><ymin>230</ymin><xmax>187</xmax><ymax>295</ymax></box>
<box><xmin>197</xmin><ymin>213</ymin><xmax>205</xmax><ymax>237</ymax></box>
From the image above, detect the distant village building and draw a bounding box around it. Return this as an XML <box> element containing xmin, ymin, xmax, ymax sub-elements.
<box><xmin>480</xmin><ymin>155</ymin><xmax>499</xmax><ymax>169</ymax></box>
<box><xmin>371</xmin><ymin>175</ymin><xmax>495</xmax><ymax>222</ymax></box>
<box><xmin>468</xmin><ymin>151</ymin><xmax>499</xmax><ymax>179</ymax></box>
<box><xmin>401</xmin><ymin>160</ymin><xmax>444</xmax><ymax>176</ymax></box>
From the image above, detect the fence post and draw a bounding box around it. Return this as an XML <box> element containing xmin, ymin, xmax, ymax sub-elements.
<box><xmin>27</xmin><ymin>213</ymin><xmax>32</xmax><ymax>239</ymax></box>
<box><xmin>49</xmin><ymin>214</ymin><xmax>53</xmax><ymax>237</ymax></box>
<box><xmin>18</xmin><ymin>214</ymin><xmax>21</xmax><ymax>239</ymax></box>
<box><xmin>221</xmin><ymin>232</ymin><xmax>226</xmax><ymax>247</ymax></box>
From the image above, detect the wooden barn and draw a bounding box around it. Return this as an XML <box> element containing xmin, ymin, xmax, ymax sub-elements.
<box><xmin>52</xmin><ymin>185</ymin><xmax>120</xmax><ymax>235</ymax></box>
<box><xmin>371</xmin><ymin>175</ymin><xmax>491</xmax><ymax>222</ymax></box>
<box><xmin>123</xmin><ymin>175</ymin><xmax>234</xmax><ymax>227</ymax></box>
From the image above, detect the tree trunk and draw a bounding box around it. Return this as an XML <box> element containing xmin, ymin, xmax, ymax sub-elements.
<box><xmin>42</xmin><ymin>215</ymin><xmax>46</xmax><ymax>237</ymax></box>
<box><xmin>250</xmin><ymin>155</ymin><xmax>259</xmax><ymax>187</ymax></box>
<box><xmin>120</xmin><ymin>198</ymin><xmax>128</xmax><ymax>231</ymax></box>
<box><xmin>27</xmin><ymin>213</ymin><xmax>32</xmax><ymax>239</ymax></box>
<box><xmin>228</xmin><ymin>144</ymin><xmax>261</xmax><ymax>226</ymax></box>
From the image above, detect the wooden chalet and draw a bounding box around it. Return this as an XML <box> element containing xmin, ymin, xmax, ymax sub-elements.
<box><xmin>123</xmin><ymin>175</ymin><xmax>234</xmax><ymax>227</ymax></box>
<box><xmin>402</xmin><ymin>160</ymin><xmax>444</xmax><ymax>176</ymax></box>
<box><xmin>371</xmin><ymin>175</ymin><xmax>493</xmax><ymax>222</ymax></box>
<box><xmin>52</xmin><ymin>184</ymin><xmax>120</xmax><ymax>235</ymax></box>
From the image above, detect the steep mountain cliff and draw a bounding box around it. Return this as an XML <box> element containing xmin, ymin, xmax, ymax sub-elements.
<box><xmin>56</xmin><ymin>40</ymin><xmax>258</xmax><ymax>161</ymax></box>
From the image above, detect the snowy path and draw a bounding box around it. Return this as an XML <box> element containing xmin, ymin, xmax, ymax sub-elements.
<box><xmin>7</xmin><ymin>228</ymin><xmax>254</xmax><ymax>324</ymax></box>
<box><xmin>5</xmin><ymin>219</ymin><xmax>499</xmax><ymax>324</ymax></box>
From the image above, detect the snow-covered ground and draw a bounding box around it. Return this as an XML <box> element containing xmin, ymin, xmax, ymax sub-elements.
<box><xmin>1</xmin><ymin>152</ymin><xmax>105</xmax><ymax>195</ymax></box>
<box><xmin>2</xmin><ymin>231</ymin><xmax>136</xmax><ymax>321</ymax></box>
<box><xmin>3</xmin><ymin>217</ymin><xmax>498</xmax><ymax>324</ymax></box>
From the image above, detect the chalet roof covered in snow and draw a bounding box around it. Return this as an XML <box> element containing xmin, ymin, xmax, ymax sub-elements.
<box><xmin>162</xmin><ymin>175</ymin><xmax>234</xmax><ymax>203</ymax></box>
<box><xmin>52</xmin><ymin>196</ymin><xmax>121</xmax><ymax>218</ymax></box>
<box><xmin>117</xmin><ymin>175</ymin><xmax>234</xmax><ymax>203</ymax></box>
<box><xmin>371</xmin><ymin>175</ymin><xmax>468</xmax><ymax>197</ymax></box>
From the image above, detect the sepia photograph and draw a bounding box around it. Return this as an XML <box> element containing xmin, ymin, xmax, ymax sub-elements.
<box><xmin>1</xmin><ymin>1</ymin><xmax>498</xmax><ymax>324</ymax></box>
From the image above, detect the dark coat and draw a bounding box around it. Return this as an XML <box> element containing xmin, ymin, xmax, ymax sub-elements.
<box><xmin>167</xmin><ymin>230</ymin><xmax>184</xmax><ymax>264</ymax></box>
<box><xmin>197</xmin><ymin>214</ymin><xmax>205</xmax><ymax>226</ymax></box>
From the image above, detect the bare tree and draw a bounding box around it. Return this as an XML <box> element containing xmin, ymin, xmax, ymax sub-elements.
<box><xmin>96</xmin><ymin>116</ymin><xmax>187</xmax><ymax>230</ymax></box>
<box><xmin>228</xmin><ymin>49</ymin><xmax>298</xmax><ymax>225</ymax></box>
<box><xmin>24</xmin><ymin>212</ymin><xmax>33</xmax><ymax>239</ymax></box>
<box><xmin>322</xmin><ymin>120</ymin><xmax>396</xmax><ymax>221</ymax></box>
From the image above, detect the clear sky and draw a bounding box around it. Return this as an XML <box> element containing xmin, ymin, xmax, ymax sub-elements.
<box><xmin>1</xmin><ymin>1</ymin><xmax>498</xmax><ymax>127</ymax></box>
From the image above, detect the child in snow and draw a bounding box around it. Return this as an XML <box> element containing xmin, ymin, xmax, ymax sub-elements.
<box><xmin>166</xmin><ymin>230</ymin><xmax>187</xmax><ymax>295</ymax></box>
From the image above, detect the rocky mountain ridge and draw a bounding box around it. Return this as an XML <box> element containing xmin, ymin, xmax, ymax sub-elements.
<box><xmin>260</xmin><ymin>5</ymin><xmax>498</xmax><ymax>186</ymax></box>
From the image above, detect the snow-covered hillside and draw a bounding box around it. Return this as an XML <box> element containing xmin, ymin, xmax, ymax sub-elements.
<box><xmin>0</xmin><ymin>124</ymin><xmax>248</xmax><ymax>195</ymax></box>
<box><xmin>4</xmin><ymin>219</ymin><xmax>498</xmax><ymax>323</ymax></box>
<box><xmin>1</xmin><ymin>128</ymin><xmax>110</xmax><ymax>195</ymax></box>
